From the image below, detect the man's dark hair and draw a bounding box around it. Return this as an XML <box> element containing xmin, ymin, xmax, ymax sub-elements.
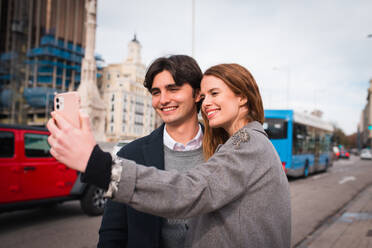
<box><xmin>144</xmin><ymin>55</ymin><xmax>203</xmax><ymax>112</ymax></box>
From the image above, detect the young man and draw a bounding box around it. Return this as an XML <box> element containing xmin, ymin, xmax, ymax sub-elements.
<box><xmin>97</xmin><ymin>55</ymin><xmax>204</xmax><ymax>248</ymax></box>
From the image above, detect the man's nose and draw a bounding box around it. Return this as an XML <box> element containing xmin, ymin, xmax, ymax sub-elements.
<box><xmin>159</xmin><ymin>92</ymin><xmax>170</xmax><ymax>105</ymax></box>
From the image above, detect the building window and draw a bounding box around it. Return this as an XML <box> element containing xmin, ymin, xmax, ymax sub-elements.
<box><xmin>135</xmin><ymin>102</ymin><xmax>144</xmax><ymax>115</ymax></box>
<box><xmin>107</xmin><ymin>73</ymin><xmax>110</xmax><ymax>80</ymax></box>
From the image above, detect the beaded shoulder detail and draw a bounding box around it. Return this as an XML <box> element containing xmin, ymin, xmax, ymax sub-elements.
<box><xmin>231</xmin><ymin>127</ymin><xmax>250</xmax><ymax>148</ymax></box>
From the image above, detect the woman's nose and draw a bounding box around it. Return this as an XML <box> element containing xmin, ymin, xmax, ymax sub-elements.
<box><xmin>201</xmin><ymin>95</ymin><xmax>211</xmax><ymax>111</ymax></box>
<box><xmin>202</xmin><ymin>95</ymin><xmax>211</xmax><ymax>105</ymax></box>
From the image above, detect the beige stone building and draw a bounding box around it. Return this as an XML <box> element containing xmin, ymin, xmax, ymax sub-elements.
<box><xmin>100</xmin><ymin>36</ymin><xmax>157</xmax><ymax>141</ymax></box>
<box><xmin>78</xmin><ymin>0</ymin><xmax>106</xmax><ymax>142</ymax></box>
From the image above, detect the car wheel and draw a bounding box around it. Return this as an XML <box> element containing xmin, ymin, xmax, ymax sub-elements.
<box><xmin>80</xmin><ymin>185</ymin><xmax>107</xmax><ymax>216</ymax></box>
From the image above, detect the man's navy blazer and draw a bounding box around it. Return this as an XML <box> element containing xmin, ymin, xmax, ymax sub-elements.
<box><xmin>98</xmin><ymin>124</ymin><xmax>165</xmax><ymax>248</ymax></box>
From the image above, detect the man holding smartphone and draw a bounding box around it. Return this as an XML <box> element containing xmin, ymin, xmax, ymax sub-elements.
<box><xmin>96</xmin><ymin>55</ymin><xmax>204</xmax><ymax>248</ymax></box>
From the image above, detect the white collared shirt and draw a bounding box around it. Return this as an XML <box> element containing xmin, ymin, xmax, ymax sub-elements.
<box><xmin>163</xmin><ymin>124</ymin><xmax>203</xmax><ymax>151</ymax></box>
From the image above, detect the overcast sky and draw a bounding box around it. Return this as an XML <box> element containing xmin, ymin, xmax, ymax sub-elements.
<box><xmin>95</xmin><ymin>0</ymin><xmax>372</xmax><ymax>135</ymax></box>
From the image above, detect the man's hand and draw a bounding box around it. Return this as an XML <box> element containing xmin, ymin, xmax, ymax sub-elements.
<box><xmin>47</xmin><ymin>110</ymin><xmax>97</xmax><ymax>173</ymax></box>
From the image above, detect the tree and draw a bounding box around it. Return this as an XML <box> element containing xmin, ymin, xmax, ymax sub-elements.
<box><xmin>346</xmin><ymin>133</ymin><xmax>357</xmax><ymax>148</ymax></box>
<box><xmin>332</xmin><ymin>124</ymin><xmax>349</xmax><ymax>147</ymax></box>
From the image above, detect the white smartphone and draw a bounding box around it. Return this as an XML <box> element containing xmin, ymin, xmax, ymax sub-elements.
<box><xmin>54</xmin><ymin>92</ymin><xmax>81</xmax><ymax>128</ymax></box>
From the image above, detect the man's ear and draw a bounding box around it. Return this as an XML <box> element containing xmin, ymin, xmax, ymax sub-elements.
<box><xmin>194</xmin><ymin>88</ymin><xmax>201</xmax><ymax>102</ymax></box>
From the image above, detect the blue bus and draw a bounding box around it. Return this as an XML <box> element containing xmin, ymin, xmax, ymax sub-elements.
<box><xmin>264</xmin><ymin>109</ymin><xmax>333</xmax><ymax>177</ymax></box>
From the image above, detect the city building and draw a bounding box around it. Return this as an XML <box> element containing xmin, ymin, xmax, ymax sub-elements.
<box><xmin>100</xmin><ymin>36</ymin><xmax>157</xmax><ymax>141</ymax></box>
<box><xmin>0</xmin><ymin>0</ymin><xmax>104</xmax><ymax>126</ymax></box>
<box><xmin>78</xmin><ymin>0</ymin><xmax>106</xmax><ymax>141</ymax></box>
<box><xmin>359</xmin><ymin>79</ymin><xmax>372</xmax><ymax>149</ymax></box>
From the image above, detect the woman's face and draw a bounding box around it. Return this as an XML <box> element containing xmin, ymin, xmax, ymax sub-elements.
<box><xmin>200</xmin><ymin>75</ymin><xmax>248</xmax><ymax>136</ymax></box>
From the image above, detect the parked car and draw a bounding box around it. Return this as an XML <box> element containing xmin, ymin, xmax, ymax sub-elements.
<box><xmin>111</xmin><ymin>139</ymin><xmax>133</xmax><ymax>156</ymax></box>
<box><xmin>360</xmin><ymin>149</ymin><xmax>372</xmax><ymax>160</ymax></box>
<box><xmin>339</xmin><ymin>149</ymin><xmax>350</xmax><ymax>159</ymax></box>
<box><xmin>351</xmin><ymin>148</ymin><xmax>359</xmax><ymax>156</ymax></box>
<box><xmin>0</xmin><ymin>124</ymin><xmax>107</xmax><ymax>215</ymax></box>
<box><xmin>335</xmin><ymin>145</ymin><xmax>350</xmax><ymax>159</ymax></box>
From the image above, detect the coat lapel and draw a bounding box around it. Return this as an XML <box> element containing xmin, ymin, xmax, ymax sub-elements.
<box><xmin>142</xmin><ymin>124</ymin><xmax>165</xmax><ymax>170</ymax></box>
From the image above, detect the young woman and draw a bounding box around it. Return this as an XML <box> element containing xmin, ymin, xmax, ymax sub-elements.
<box><xmin>47</xmin><ymin>63</ymin><xmax>291</xmax><ymax>248</ymax></box>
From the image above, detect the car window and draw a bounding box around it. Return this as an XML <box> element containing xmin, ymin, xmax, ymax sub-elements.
<box><xmin>117</xmin><ymin>142</ymin><xmax>129</xmax><ymax>147</ymax></box>
<box><xmin>0</xmin><ymin>131</ymin><xmax>14</xmax><ymax>157</ymax></box>
<box><xmin>24</xmin><ymin>133</ymin><xmax>52</xmax><ymax>157</ymax></box>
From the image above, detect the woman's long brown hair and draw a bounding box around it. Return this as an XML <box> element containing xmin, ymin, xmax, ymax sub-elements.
<box><xmin>202</xmin><ymin>64</ymin><xmax>264</xmax><ymax>160</ymax></box>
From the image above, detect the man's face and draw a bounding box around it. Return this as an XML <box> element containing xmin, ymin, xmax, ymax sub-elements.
<box><xmin>150</xmin><ymin>70</ymin><xmax>199</xmax><ymax>127</ymax></box>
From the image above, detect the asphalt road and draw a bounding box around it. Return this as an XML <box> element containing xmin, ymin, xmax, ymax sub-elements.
<box><xmin>0</xmin><ymin>155</ymin><xmax>371</xmax><ymax>248</ymax></box>
<box><xmin>290</xmin><ymin>155</ymin><xmax>372</xmax><ymax>247</ymax></box>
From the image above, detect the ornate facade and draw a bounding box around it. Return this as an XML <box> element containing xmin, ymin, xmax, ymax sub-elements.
<box><xmin>100</xmin><ymin>36</ymin><xmax>157</xmax><ymax>141</ymax></box>
<box><xmin>78</xmin><ymin>0</ymin><xmax>106</xmax><ymax>141</ymax></box>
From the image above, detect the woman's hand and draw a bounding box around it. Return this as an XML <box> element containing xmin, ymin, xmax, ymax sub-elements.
<box><xmin>47</xmin><ymin>110</ymin><xmax>97</xmax><ymax>173</ymax></box>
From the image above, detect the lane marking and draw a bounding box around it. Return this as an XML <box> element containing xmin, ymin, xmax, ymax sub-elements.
<box><xmin>338</xmin><ymin>176</ymin><xmax>356</xmax><ymax>184</ymax></box>
<box><xmin>338</xmin><ymin>212</ymin><xmax>372</xmax><ymax>223</ymax></box>
<box><xmin>312</xmin><ymin>174</ymin><xmax>327</xmax><ymax>180</ymax></box>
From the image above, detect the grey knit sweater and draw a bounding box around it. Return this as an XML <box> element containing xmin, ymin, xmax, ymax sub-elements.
<box><xmin>161</xmin><ymin>145</ymin><xmax>204</xmax><ymax>248</ymax></box>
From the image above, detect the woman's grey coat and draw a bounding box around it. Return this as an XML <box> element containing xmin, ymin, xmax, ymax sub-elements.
<box><xmin>112</xmin><ymin>121</ymin><xmax>291</xmax><ymax>248</ymax></box>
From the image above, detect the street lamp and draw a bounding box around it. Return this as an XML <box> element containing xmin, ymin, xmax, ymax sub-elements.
<box><xmin>273</xmin><ymin>66</ymin><xmax>290</xmax><ymax>109</ymax></box>
<box><xmin>367</xmin><ymin>35</ymin><xmax>372</xmax><ymax>148</ymax></box>
<box><xmin>192</xmin><ymin>0</ymin><xmax>196</xmax><ymax>57</ymax></box>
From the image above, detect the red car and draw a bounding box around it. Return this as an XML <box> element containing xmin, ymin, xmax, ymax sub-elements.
<box><xmin>0</xmin><ymin>124</ymin><xmax>106</xmax><ymax>215</ymax></box>
<box><xmin>339</xmin><ymin>149</ymin><xmax>350</xmax><ymax>159</ymax></box>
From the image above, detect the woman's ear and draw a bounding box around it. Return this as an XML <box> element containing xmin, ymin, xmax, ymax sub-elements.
<box><xmin>239</xmin><ymin>96</ymin><xmax>248</xmax><ymax>106</ymax></box>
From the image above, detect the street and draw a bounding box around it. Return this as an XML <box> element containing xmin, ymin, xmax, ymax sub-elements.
<box><xmin>0</xmin><ymin>155</ymin><xmax>371</xmax><ymax>248</ymax></box>
<box><xmin>290</xmin><ymin>156</ymin><xmax>372</xmax><ymax>247</ymax></box>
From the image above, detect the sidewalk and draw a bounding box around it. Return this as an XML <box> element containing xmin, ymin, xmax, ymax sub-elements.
<box><xmin>301</xmin><ymin>184</ymin><xmax>372</xmax><ymax>248</ymax></box>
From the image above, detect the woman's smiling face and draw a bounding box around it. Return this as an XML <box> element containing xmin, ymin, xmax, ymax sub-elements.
<box><xmin>200</xmin><ymin>75</ymin><xmax>248</xmax><ymax>136</ymax></box>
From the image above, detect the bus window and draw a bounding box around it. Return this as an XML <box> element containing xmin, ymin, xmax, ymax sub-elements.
<box><xmin>293</xmin><ymin>123</ymin><xmax>308</xmax><ymax>154</ymax></box>
<box><xmin>263</xmin><ymin>118</ymin><xmax>288</xmax><ymax>139</ymax></box>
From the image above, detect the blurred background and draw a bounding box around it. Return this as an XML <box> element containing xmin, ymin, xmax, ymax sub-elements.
<box><xmin>1</xmin><ymin>0</ymin><xmax>372</xmax><ymax>247</ymax></box>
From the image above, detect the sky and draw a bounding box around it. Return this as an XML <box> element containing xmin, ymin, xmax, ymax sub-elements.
<box><xmin>95</xmin><ymin>0</ymin><xmax>372</xmax><ymax>135</ymax></box>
